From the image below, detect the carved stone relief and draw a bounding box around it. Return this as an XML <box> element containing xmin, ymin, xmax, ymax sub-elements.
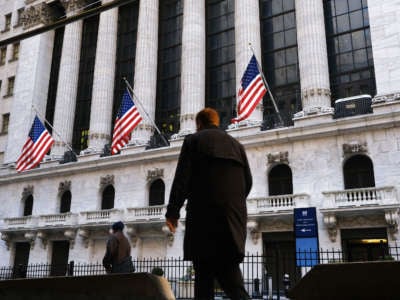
<box><xmin>58</xmin><ymin>181</ymin><xmax>71</xmax><ymax>197</ymax></box>
<box><xmin>147</xmin><ymin>168</ymin><xmax>164</xmax><ymax>182</ymax></box>
<box><xmin>342</xmin><ymin>142</ymin><xmax>368</xmax><ymax>156</ymax></box>
<box><xmin>267</xmin><ymin>151</ymin><xmax>289</xmax><ymax>164</ymax></box>
<box><xmin>22</xmin><ymin>185</ymin><xmax>34</xmax><ymax>200</ymax></box>
<box><xmin>22</xmin><ymin>3</ymin><xmax>54</xmax><ymax>29</ymax></box>
<box><xmin>100</xmin><ymin>175</ymin><xmax>114</xmax><ymax>189</ymax></box>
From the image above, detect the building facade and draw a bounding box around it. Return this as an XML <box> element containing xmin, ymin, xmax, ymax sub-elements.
<box><xmin>0</xmin><ymin>0</ymin><xmax>399</xmax><ymax>279</ymax></box>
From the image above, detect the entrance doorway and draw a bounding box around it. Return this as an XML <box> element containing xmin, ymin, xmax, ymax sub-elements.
<box><xmin>13</xmin><ymin>242</ymin><xmax>30</xmax><ymax>278</ymax></box>
<box><xmin>263</xmin><ymin>232</ymin><xmax>300</xmax><ymax>297</ymax></box>
<box><xmin>50</xmin><ymin>240</ymin><xmax>70</xmax><ymax>276</ymax></box>
<box><xmin>341</xmin><ymin>228</ymin><xmax>389</xmax><ymax>262</ymax></box>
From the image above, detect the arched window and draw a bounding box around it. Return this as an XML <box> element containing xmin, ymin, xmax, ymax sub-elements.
<box><xmin>101</xmin><ymin>185</ymin><xmax>115</xmax><ymax>209</ymax></box>
<box><xmin>60</xmin><ymin>191</ymin><xmax>71</xmax><ymax>213</ymax></box>
<box><xmin>343</xmin><ymin>155</ymin><xmax>375</xmax><ymax>189</ymax></box>
<box><xmin>23</xmin><ymin>195</ymin><xmax>33</xmax><ymax>216</ymax></box>
<box><xmin>149</xmin><ymin>179</ymin><xmax>165</xmax><ymax>206</ymax></box>
<box><xmin>268</xmin><ymin>164</ymin><xmax>293</xmax><ymax>196</ymax></box>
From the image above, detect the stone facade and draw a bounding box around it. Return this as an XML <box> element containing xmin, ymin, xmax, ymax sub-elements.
<box><xmin>0</xmin><ymin>0</ymin><xmax>399</xmax><ymax>269</ymax></box>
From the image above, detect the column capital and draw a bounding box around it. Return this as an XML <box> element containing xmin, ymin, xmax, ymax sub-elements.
<box><xmin>61</xmin><ymin>0</ymin><xmax>87</xmax><ymax>14</ymax></box>
<box><xmin>22</xmin><ymin>3</ymin><xmax>55</xmax><ymax>29</ymax></box>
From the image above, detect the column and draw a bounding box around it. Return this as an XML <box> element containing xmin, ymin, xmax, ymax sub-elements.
<box><xmin>4</xmin><ymin>3</ymin><xmax>55</xmax><ymax>164</ymax></box>
<box><xmin>51</xmin><ymin>0</ymin><xmax>85</xmax><ymax>156</ymax></box>
<box><xmin>234</xmin><ymin>0</ymin><xmax>263</xmax><ymax>125</ymax></box>
<box><xmin>178</xmin><ymin>0</ymin><xmax>206</xmax><ymax>135</ymax></box>
<box><xmin>87</xmin><ymin>0</ymin><xmax>118</xmax><ymax>152</ymax></box>
<box><xmin>130</xmin><ymin>0</ymin><xmax>159</xmax><ymax>145</ymax></box>
<box><xmin>294</xmin><ymin>0</ymin><xmax>333</xmax><ymax>122</ymax></box>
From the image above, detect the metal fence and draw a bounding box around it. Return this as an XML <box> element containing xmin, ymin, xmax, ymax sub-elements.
<box><xmin>1</xmin><ymin>247</ymin><xmax>399</xmax><ymax>299</ymax></box>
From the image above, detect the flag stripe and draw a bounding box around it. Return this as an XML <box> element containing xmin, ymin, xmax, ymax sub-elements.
<box><xmin>111</xmin><ymin>90</ymin><xmax>143</xmax><ymax>155</ymax></box>
<box><xmin>16</xmin><ymin>116</ymin><xmax>54</xmax><ymax>172</ymax></box>
<box><xmin>232</xmin><ymin>55</ymin><xmax>267</xmax><ymax>124</ymax></box>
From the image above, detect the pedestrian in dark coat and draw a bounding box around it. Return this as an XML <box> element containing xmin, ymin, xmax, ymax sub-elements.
<box><xmin>103</xmin><ymin>221</ymin><xmax>134</xmax><ymax>274</ymax></box>
<box><xmin>166</xmin><ymin>108</ymin><xmax>252</xmax><ymax>300</ymax></box>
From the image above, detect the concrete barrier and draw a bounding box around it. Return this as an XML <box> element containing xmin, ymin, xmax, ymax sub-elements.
<box><xmin>0</xmin><ymin>272</ymin><xmax>175</xmax><ymax>300</ymax></box>
<box><xmin>288</xmin><ymin>261</ymin><xmax>400</xmax><ymax>300</ymax></box>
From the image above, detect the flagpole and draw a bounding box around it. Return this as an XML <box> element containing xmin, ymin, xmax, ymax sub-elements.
<box><xmin>31</xmin><ymin>105</ymin><xmax>77</xmax><ymax>155</ymax></box>
<box><xmin>248</xmin><ymin>44</ymin><xmax>284</xmax><ymax>126</ymax></box>
<box><xmin>122</xmin><ymin>78</ymin><xmax>169</xmax><ymax>147</ymax></box>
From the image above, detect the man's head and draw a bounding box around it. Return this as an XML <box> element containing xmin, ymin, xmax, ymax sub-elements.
<box><xmin>195</xmin><ymin>108</ymin><xmax>220</xmax><ymax>131</ymax></box>
<box><xmin>111</xmin><ymin>221</ymin><xmax>124</xmax><ymax>232</ymax></box>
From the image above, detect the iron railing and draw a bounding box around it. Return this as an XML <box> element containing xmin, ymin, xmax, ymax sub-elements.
<box><xmin>1</xmin><ymin>247</ymin><xmax>399</xmax><ymax>299</ymax></box>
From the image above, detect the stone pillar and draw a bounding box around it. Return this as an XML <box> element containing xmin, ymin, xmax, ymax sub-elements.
<box><xmin>293</xmin><ymin>0</ymin><xmax>333</xmax><ymax>124</ymax></box>
<box><xmin>4</xmin><ymin>3</ymin><xmax>55</xmax><ymax>164</ymax></box>
<box><xmin>369</xmin><ymin>0</ymin><xmax>400</xmax><ymax>110</ymax></box>
<box><xmin>51</xmin><ymin>0</ymin><xmax>85</xmax><ymax>156</ymax></box>
<box><xmin>178</xmin><ymin>0</ymin><xmax>206</xmax><ymax>136</ymax></box>
<box><xmin>87</xmin><ymin>0</ymin><xmax>118</xmax><ymax>152</ymax></box>
<box><xmin>130</xmin><ymin>0</ymin><xmax>159</xmax><ymax>145</ymax></box>
<box><xmin>235</xmin><ymin>0</ymin><xmax>263</xmax><ymax>125</ymax></box>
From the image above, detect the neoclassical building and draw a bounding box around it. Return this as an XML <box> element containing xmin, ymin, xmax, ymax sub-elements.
<box><xmin>0</xmin><ymin>0</ymin><xmax>399</xmax><ymax>281</ymax></box>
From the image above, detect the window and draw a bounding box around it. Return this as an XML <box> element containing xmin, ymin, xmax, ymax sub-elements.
<box><xmin>0</xmin><ymin>47</ymin><xmax>6</xmax><ymax>65</ymax></box>
<box><xmin>60</xmin><ymin>191</ymin><xmax>71</xmax><ymax>213</ymax></box>
<box><xmin>101</xmin><ymin>185</ymin><xmax>115</xmax><ymax>209</ymax></box>
<box><xmin>343</xmin><ymin>154</ymin><xmax>375</xmax><ymax>189</ymax></box>
<box><xmin>2</xmin><ymin>113</ymin><xmax>9</xmax><ymax>134</ymax></box>
<box><xmin>260</xmin><ymin>0</ymin><xmax>301</xmax><ymax>129</ymax></box>
<box><xmin>72</xmin><ymin>14</ymin><xmax>99</xmax><ymax>152</ymax></box>
<box><xmin>324</xmin><ymin>0</ymin><xmax>376</xmax><ymax>102</ymax></box>
<box><xmin>268</xmin><ymin>164</ymin><xmax>293</xmax><ymax>195</ymax></box>
<box><xmin>206</xmin><ymin>0</ymin><xmax>236</xmax><ymax>129</ymax></box>
<box><xmin>15</xmin><ymin>8</ymin><xmax>24</xmax><ymax>27</ymax></box>
<box><xmin>10</xmin><ymin>42</ymin><xmax>19</xmax><ymax>61</ymax></box>
<box><xmin>23</xmin><ymin>195</ymin><xmax>33</xmax><ymax>216</ymax></box>
<box><xmin>113</xmin><ymin>2</ymin><xmax>139</xmax><ymax>136</ymax></box>
<box><xmin>155</xmin><ymin>0</ymin><xmax>183</xmax><ymax>137</ymax></box>
<box><xmin>45</xmin><ymin>27</ymin><xmax>64</xmax><ymax>133</ymax></box>
<box><xmin>6</xmin><ymin>76</ymin><xmax>15</xmax><ymax>96</ymax></box>
<box><xmin>149</xmin><ymin>179</ymin><xmax>165</xmax><ymax>206</ymax></box>
<box><xmin>3</xmin><ymin>13</ymin><xmax>11</xmax><ymax>32</ymax></box>
<box><xmin>13</xmin><ymin>242</ymin><xmax>30</xmax><ymax>279</ymax></box>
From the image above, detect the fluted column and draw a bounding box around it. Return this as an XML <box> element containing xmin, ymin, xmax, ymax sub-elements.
<box><xmin>234</xmin><ymin>0</ymin><xmax>263</xmax><ymax>125</ymax></box>
<box><xmin>51</xmin><ymin>0</ymin><xmax>85</xmax><ymax>156</ymax></box>
<box><xmin>88</xmin><ymin>0</ymin><xmax>118</xmax><ymax>152</ymax></box>
<box><xmin>4</xmin><ymin>3</ymin><xmax>54</xmax><ymax>164</ymax></box>
<box><xmin>130</xmin><ymin>0</ymin><xmax>159</xmax><ymax>145</ymax></box>
<box><xmin>178</xmin><ymin>0</ymin><xmax>205</xmax><ymax>135</ymax></box>
<box><xmin>294</xmin><ymin>0</ymin><xmax>333</xmax><ymax>121</ymax></box>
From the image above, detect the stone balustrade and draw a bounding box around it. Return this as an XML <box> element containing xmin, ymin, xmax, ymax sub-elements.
<box><xmin>247</xmin><ymin>194</ymin><xmax>310</xmax><ymax>214</ymax></box>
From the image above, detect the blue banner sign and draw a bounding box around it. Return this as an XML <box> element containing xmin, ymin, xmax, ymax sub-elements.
<box><xmin>294</xmin><ymin>207</ymin><xmax>318</xmax><ymax>238</ymax></box>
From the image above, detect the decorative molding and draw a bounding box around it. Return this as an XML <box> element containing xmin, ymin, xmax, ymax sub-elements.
<box><xmin>37</xmin><ymin>231</ymin><xmax>47</xmax><ymax>249</ymax></box>
<box><xmin>89</xmin><ymin>132</ymin><xmax>111</xmax><ymax>141</ymax></box>
<box><xmin>126</xmin><ymin>226</ymin><xmax>138</xmax><ymax>248</ymax></box>
<box><xmin>22</xmin><ymin>185</ymin><xmax>34</xmax><ymax>200</ymax></box>
<box><xmin>24</xmin><ymin>231</ymin><xmax>36</xmax><ymax>249</ymax></box>
<box><xmin>64</xmin><ymin>229</ymin><xmax>77</xmax><ymax>249</ymax></box>
<box><xmin>180</xmin><ymin>114</ymin><xmax>195</xmax><ymax>123</ymax></box>
<box><xmin>301</xmin><ymin>88</ymin><xmax>331</xmax><ymax>99</ymax></box>
<box><xmin>372</xmin><ymin>92</ymin><xmax>400</xmax><ymax>104</ymax></box>
<box><xmin>100</xmin><ymin>174</ymin><xmax>114</xmax><ymax>189</ymax></box>
<box><xmin>293</xmin><ymin>106</ymin><xmax>334</xmax><ymax>118</ymax></box>
<box><xmin>247</xmin><ymin>220</ymin><xmax>260</xmax><ymax>244</ymax></box>
<box><xmin>60</xmin><ymin>0</ymin><xmax>87</xmax><ymax>13</ymax></box>
<box><xmin>147</xmin><ymin>168</ymin><xmax>164</xmax><ymax>182</ymax></box>
<box><xmin>58</xmin><ymin>181</ymin><xmax>71</xmax><ymax>197</ymax></box>
<box><xmin>385</xmin><ymin>209</ymin><xmax>399</xmax><ymax>238</ymax></box>
<box><xmin>22</xmin><ymin>3</ymin><xmax>54</xmax><ymax>29</ymax></box>
<box><xmin>267</xmin><ymin>151</ymin><xmax>289</xmax><ymax>164</ymax></box>
<box><xmin>162</xmin><ymin>225</ymin><xmax>174</xmax><ymax>246</ymax></box>
<box><xmin>1</xmin><ymin>233</ymin><xmax>10</xmax><ymax>250</ymax></box>
<box><xmin>323</xmin><ymin>213</ymin><xmax>337</xmax><ymax>242</ymax></box>
<box><xmin>78</xmin><ymin>229</ymin><xmax>90</xmax><ymax>248</ymax></box>
<box><xmin>343</xmin><ymin>142</ymin><xmax>368</xmax><ymax>156</ymax></box>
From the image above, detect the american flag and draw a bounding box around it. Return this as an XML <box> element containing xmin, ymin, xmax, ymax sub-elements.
<box><xmin>111</xmin><ymin>90</ymin><xmax>143</xmax><ymax>155</ymax></box>
<box><xmin>231</xmin><ymin>55</ymin><xmax>267</xmax><ymax>123</ymax></box>
<box><xmin>16</xmin><ymin>116</ymin><xmax>55</xmax><ymax>172</ymax></box>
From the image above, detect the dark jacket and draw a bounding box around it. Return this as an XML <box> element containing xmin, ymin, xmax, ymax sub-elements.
<box><xmin>102</xmin><ymin>231</ymin><xmax>134</xmax><ymax>273</ymax></box>
<box><xmin>166</xmin><ymin>126</ymin><xmax>252</xmax><ymax>262</ymax></box>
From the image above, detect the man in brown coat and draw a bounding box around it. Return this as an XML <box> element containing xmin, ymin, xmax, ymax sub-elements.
<box><xmin>166</xmin><ymin>108</ymin><xmax>252</xmax><ymax>299</ymax></box>
<box><xmin>103</xmin><ymin>221</ymin><xmax>134</xmax><ymax>274</ymax></box>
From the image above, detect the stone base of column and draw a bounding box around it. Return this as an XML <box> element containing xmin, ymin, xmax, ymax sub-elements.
<box><xmin>372</xmin><ymin>92</ymin><xmax>400</xmax><ymax>114</ymax></box>
<box><xmin>293</xmin><ymin>107</ymin><xmax>334</xmax><ymax>127</ymax></box>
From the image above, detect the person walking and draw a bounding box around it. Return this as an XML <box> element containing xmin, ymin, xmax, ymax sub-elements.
<box><xmin>165</xmin><ymin>108</ymin><xmax>252</xmax><ymax>299</ymax></box>
<box><xmin>103</xmin><ymin>221</ymin><xmax>134</xmax><ymax>274</ymax></box>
